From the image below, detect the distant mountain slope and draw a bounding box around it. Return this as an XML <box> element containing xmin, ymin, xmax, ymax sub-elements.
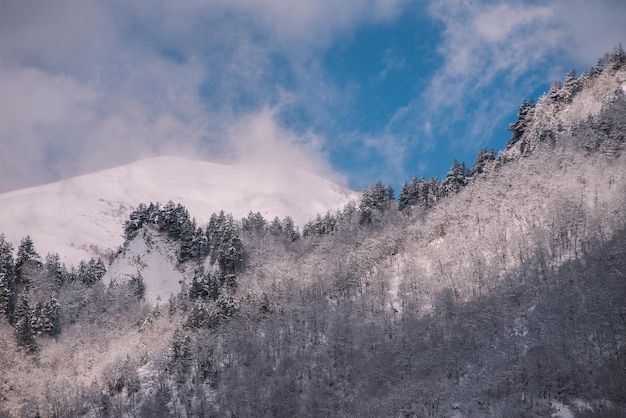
<box><xmin>0</xmin><ymin>156</ymin><xmax>357</xmax><ymax>265</ymax></box>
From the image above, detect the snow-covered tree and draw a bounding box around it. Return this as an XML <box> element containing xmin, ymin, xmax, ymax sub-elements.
<box><xmin>14</xmin><ymin>294</ymin><xmax>37</xmax><ymax>352</ymax></box>
<box><xmin>129</xmin><ymin>273</ymin><xmax>146</xmax><ymax>300</ymax></box>
<box><xmin>78</xmin><ymin>258</ymin><xmax>106</xmax><ymax>286</ymax></box>
<box><xmin>40</xmin><ymin>297</ymin><xmax>60</xmax><ymax>337</ymax></box>
<box><xmin>15</xmin><ymin>235</ymin><xmax>42</xmax><ymax>288</ymax></box>
<box><xmin>217</xmin><ymin>215</ymin><xmax>243</xmax><ymax>276</ymax></box>
<box><xmin>562</xmin><ymin>69</ymin><xmax>580</xmax><ymax>102</ymax></box>
<box><xmin>282</xmin><ymin>216</ymin><xmax>300</xmax><ymax>242</ymax></box>
<box><xmin>398</xmin><ymin>180</ymin><xmax>412</xmax><ymax>211</ymax></box>
<box><xmin>359</xmin><ymin>181</ymin><xmax>394</xmax><ymax>224</ymax></box>
<box><xmin>0</xmin><ymin>235</ymin><xmax>14</xmax><ymax>317</ymax></box>
<box><xmin>268</xmin><ymin>216</ymin><xmax>284</xmax><ymax>236</ymax></box>
<box><xmin>190</xmin><ymin>267</ymin><xmax>220</xmax><ymax>301</ymax></box>
<box><xmin>44</xmin><ymin>253</ymin><xmax>66</xmax><ymax>287</ymax></box>
<box><xmin>242</xmin><ymin>211</ymin><xmax>267</xmax><ymax>234</ymax></box>
<box><xmin>303</xmin><ymin>212</ymin><xmax>338</xmax><ymax>236</ymax></box>
<box><xmin>610</xmin><ymin>44</ymin><xmax>625</xmax><ymax>70</ymax></box>
<box><xmin>471</xmin><ymin>148</ymin><xmax>496</xmax><ymax>176</ymax></box>
<box><xmin>507</xmin><ymin>99</ymin><xmax>535</xmax><ymax>147</ymax></box>
<box><xmin>442</xmin><ymin>160</ymin><xmax>470</xmax><ymax>196</ymax></box>
<box><xmin>549</xmin><ymin>80</ymin><xmax>562</xmax><ymax>99</ymax></box>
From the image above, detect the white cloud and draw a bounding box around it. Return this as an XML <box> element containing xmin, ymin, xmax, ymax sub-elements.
<box><xmin>0</xmin><ymin>0</ymin><xmax>406</xmax><ymax>192</ymax></box>
<box><xmin>0</xmin><ymin>56</ymin><xmax>209</xmax><ymax>192</ymax></box>
<box><xmin>471</xmin><ymin>4</ymin><xmax>553</xmax><ymax>44</ymax></box>
<box><xmin>226</xmin><ymin>106</ymin><xmax>338</xmax><ymax>180</ymax></box>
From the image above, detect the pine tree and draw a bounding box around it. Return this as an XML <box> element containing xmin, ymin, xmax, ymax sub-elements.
<box><xmin>471</xmin><ymin>148</ymin><xmax>496</xmax><ymax>176</ymax></box>
<box><xmin>78</xmin><ymin>258</ymin><xmax>106</xmax><ymax>285</ymax></box>
<box><xmin>282</xmin><ymin>216</ymin><xmax>300</xmax><ymax>242</ymax></box>
<box><xmin>217</xmin><ymin>215</ymin><xmax>243</xmax><ymax>276</ymax></box>
<box><xmin>442</xmin><ymin>160</ymin><xmax>469</xmax><ymax>196</ymax></box>
<box><xmin>44</xmin><ymin>253</ymin><xmax>66</xmax><ymax>287</ymax></box>
<box><xmin>610</xmin><ymin>44</ymin><xmax>625</xmax><ymax>70</ymax></box>
<box><xmin>15</xmin><ymin>236</ymin><xmax>42</xmax><ymax>288</ymax></box>
<box><xmin>190</xmin><ymin>267</ymin><xmax>220</xmax><ymax>301</ymax></box>
<box><xmin>425</xmin><ymin>177</ymin><xmax>442</xmax><ymax>208</ymax></box>
<box><xmin>124</xmin><ymin>203</ymin><xmax>148</xmax><ymax>240</ymax></box>
<box><xmin>14</xmin><ymin>294</ymin><xmax>38</xmax><ymax>352</ymax></box>
<box><xmin>562</xmin><ymin>69</ymin><xmax>580</xmax><ymax>102</ymax></box>
<box><xmin>41</xmin><ymin>297</ymin><xmax>60</xmax><ymax>337</ymax></box>
<box><xmin>216</xmin><ymin>293</ymin><xmax>238</xmax><ymax>318</ymax></box>
<box><xmin>268</xmin><ymin>217</ymin><xmax>284</xmax><ymax>236</ymax></box>
<box><xmin>591</xmin><ymin>57</ymin><xmax>605</xmax><ymax>76</ymax></box>
<box><xmin>130</xmin><ymin>273</ymin><xmax>146</xmax><ymax>300</ymax></box>
<box><xmin>507</xmin><ymin>99</ymin><xmax>535</xmax><ymax>147</ymax></box>
<box><xmin>0</xmin><ymin>235</ymin><xmax>14</xmax><ymax>317</ymax></box>
<box><xmin>207</xmin><ymin>211</ymin><xmax>228</xmax><ymax>258</ymax></box>
<box><xmin>171</xmin><ymin>328</ymin><xmax>192</xmax><ymax>375</ymax></box>
<box><xmin>359</xmin><ymin>181</ymin><xmax>389</xmax><ymax>224</ymax></box>
<box><xmin>548</xmin><ymin>81</ymin><xmax>563</xmax><ymax>103</ymax></box>
<box><xmin>0</xmin><ymin>271</ymin><xmax>10</xmax><ymax>317</ymax></box>
<box><xmin>242</xmin><ymin>211</ymin><xmax>267</xmax><ymax>234</ymax></box>
<box><xmin>398</xmin><ymin>181</ymin><xmax>411</xmax><ymax>211</ymax></box>
<box><xmin>385</xmin><ymin>184</ymin><xmax>395</xmax><ymax>203</ymax></box>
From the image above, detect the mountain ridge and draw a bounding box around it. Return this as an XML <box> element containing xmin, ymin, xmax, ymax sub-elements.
<box><xmin>0</xmin><ymin>156</ymin><xmax>358</xmax><ymax>265</ymax></box>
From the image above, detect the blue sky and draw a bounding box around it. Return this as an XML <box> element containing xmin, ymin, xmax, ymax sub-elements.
<box><xmin>1</xmin><ymin>0</ymin><xmax>625</xmax><ymax>193</ymax></box>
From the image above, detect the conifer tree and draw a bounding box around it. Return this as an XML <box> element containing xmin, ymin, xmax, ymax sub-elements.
<box><xmin>563</xmin><ymin>69</ymin><xmax>580</xmax><ymax>102</ymax></box>
<box><xmin>282</xmin><ymin>216</ymin><xmax>300</xmax><ymax>242</ymax></box>
<box><xmin>78</xmin><ymin>258</ymin><xmax>106</xmax><ymax>285</ymax></box>
<box><xmin>130</xmin><ymin>273</ymin><xmax>146</xmax><ymax>300</ymax></box>
<box><xmin>471</xmin><ymin>148</ymin><xmax>496</xmax><ymax>176</ymax></box>
<box><xmin>14</xmin><ymin>294</ymin><xmax>37</xmax><ymax>352</ymax></box>
<box><xmin>217</xmin><ymin>215</ymin><xmax>243</xmax><ymax>276</ymax></box>
<box><xmin>442</xmin><ymin>160</ymin><xmax>469</xmax><ymax>196</ymax></box>
<box><xmin>242</xmin><ymin>211</ymin><xmax>267</xmax><ymax>234</ymax></box>
<box><xmin>44</xmin><ymin>253</ymin><xmax>66</xmax><ymax>287</ymax></box>
<box><xmin>0</xmin><ymin>235</ymin><xmax>14</xmax><ymax>317</ymax></box>
<box><xmin>268</xmin><ymin>216</ymin><xmax>284</xmax><ymax>236</ymax></box>
<box><xmin>15</xmin><ymin>236</ymin><xmax>41</xmax><ymax>288</ymax></box>
<box><xmin>610</xmin><ymin>44</ymin><xmax>625</xmax><ymax>69</ymax></box>
<box><xmin>41</xmin><ymin>297</ymin><xmax>60</xmax><ymax>337</ymax></box>
<box><xmin>0</xmin><ymin>272</ymin><xmax>10</xmax><ymax>317</ymax></box>
<box><xmin>507</xmin><ymin>99</ymin><xmax>535</xmax><ymax>147</ymax></box>
<box><xmin>398</xmin><ymin>181</ymin><xmax>411</xmax><ymax>211</ymax></box>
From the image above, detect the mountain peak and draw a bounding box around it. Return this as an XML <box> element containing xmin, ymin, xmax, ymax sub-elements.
<box><xmin>0</xmin><ymin>157</ymin><xmax>358</xmax><ymax>265</ymax></box>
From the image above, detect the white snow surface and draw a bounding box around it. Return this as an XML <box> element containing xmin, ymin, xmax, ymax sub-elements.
<box><xmin>0</xmin><ymin>156</ymin><xmax>358</xmax><ymax>265</ymax></box>
<box><xmin>551</xmin><ymin>401</ymin><xmax>574</xmax><ymax>418</ymax></box>
<box><xmin>106</xmin><ymin>231</ymin><xmax>183</xmax><ymax>304</ymax></box>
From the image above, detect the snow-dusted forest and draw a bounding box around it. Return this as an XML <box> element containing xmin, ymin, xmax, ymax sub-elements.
<box><xmin>1</xmin><ymin>47</ymin><xmax>626</xmax><ymax>417</ymax></box>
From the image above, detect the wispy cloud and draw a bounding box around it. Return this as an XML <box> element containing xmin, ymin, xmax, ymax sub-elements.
<box><xmin>226</xmin><ymin>106</ymin><xmax>343</xmax><ymax>183</ymax></box>
<box><xmin>390</xmin><ymin>0</ymin><xmax>626</xmax><ymax>156</ymax></box>
<box><xmin>378</xmin><ymin>48</ymin><xmax>407</xmax><ymax>80</ymax></box>
<box><xmin>0</xmin><ymin>0</ymin><xmax>405</xmax><ymax>192</ymax></box>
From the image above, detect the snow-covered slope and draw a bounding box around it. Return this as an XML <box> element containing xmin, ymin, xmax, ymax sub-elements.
<box><xmin>0</xmin><ymin>156</ymin><xmax>358</xmax><ymax>265</ymax></box>
<box><xmin>106</xmin><ymin>230</ymin><xmax>184</xmax><ymax>304</ymax></box>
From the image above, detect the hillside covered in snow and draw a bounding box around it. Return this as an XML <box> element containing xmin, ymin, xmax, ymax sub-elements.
<box><xmin>1</xmin><ymin>47</ymin><xmax>626</xmax><ymax>417</ymax></box>
<box><xmin>0</xmin><ymin>156</ymin><xmax>357</xmax><ymax>265</ymax></box>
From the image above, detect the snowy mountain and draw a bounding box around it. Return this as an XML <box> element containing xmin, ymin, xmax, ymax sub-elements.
<box><xmin>0</xmin><ymin>156</ymin><xmax>358</xmax><ymax>265</ymax></box>
<box><xmin>2</xmin><ymin>48</ymin><xmax>626</xmax><ymax>417</ymax></box>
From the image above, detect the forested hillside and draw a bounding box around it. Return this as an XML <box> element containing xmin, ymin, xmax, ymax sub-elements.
<box><xmin>1</xmin><ymin>47</ymin><xmax>625</xmax><ymax>417</ymax></box>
